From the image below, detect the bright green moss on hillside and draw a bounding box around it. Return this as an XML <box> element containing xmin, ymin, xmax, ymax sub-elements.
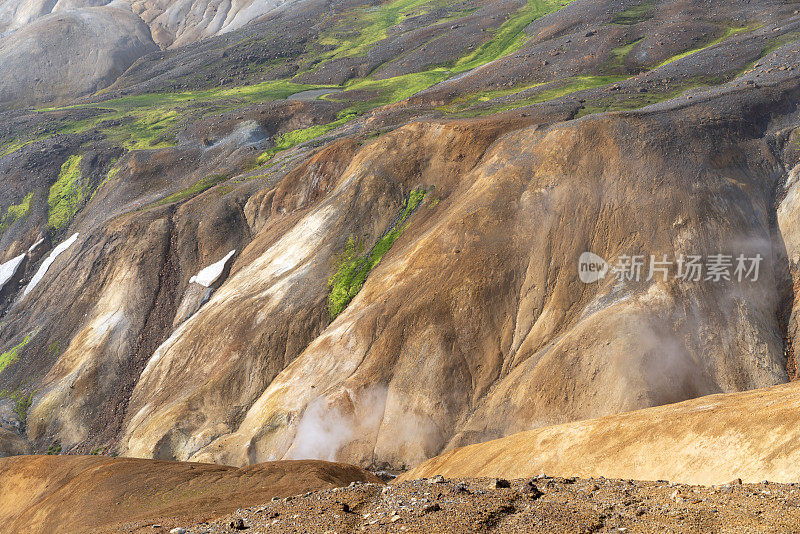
<box><xmin>48</xmin><ymin>155</ymin><xmax>87</xmax><ymax>231</ymax></box>
<box><xmin>152</xmin><ymin>173</ymin><xmax>231</xmax><ymax>206</ymax></box>
<box><xmin>255</xmin><ymin>111</ymin><xmax>358</xmax><ymax>165</ymax></box>
<box><xmin>336</xmin><ymin>69</ymin><xmax>452</xmax><ymax>110</ymax></box>
<box><xmin>7</xmin><ymin>0</ymin><xmax>587</xmax><ymax>167</ymax></box>
<box><xmin>0</xmin><ymin>335</ymin><xmax>31</xmax><ymax>376</ymax></box>
<box><xmin>0</xmin><ymin>191</ymin><xmax>34</xmax><ymax>233</ymax></box>
<box><xmin>445</xmin><ymin>75</ymin><xmax>626</xmax><ymax>116</ymax></box>
<box><xmin>328</xmin><ymin>188</ymin><xmax>427</xmax><ymax>319</ymax></box>
<box><xmin>33</xmin><ymin>80</ymin><xmax>328</xmax><ymax>157</ymax></box>
<box><xmin>313</xmin><ymin>0</ymin><xmax>430</xmax><ymax>64</ymax></box>
<box><xmin>600</xmin><ymin>37</ymin><xmax>647</xmax><ymax>74</ymax></box>
<box><xmin>453</xmin><ymin>0</ymin><xmax>578</xmax><ymax>73</ymax></box>
<box><xmin>0</xmin><ymin>139</ymin><xmax>39</xmax><ymax>159</ymax></box>
<box><xmin>654</xmin><ymin>25</ymin><xmax>754</xmax><ymax>69</ymax></box>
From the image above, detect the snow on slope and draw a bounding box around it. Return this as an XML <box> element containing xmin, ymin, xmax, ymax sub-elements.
<box><xmin>190</xmin><ymin>250</ymin><xmax>236</xmax><ymax>287</ymax></box>
<box><xmin>0</xmin><ymin>253</ymin><xmax>24</xmax><ymax>293</ymax></box>
<box><xmin>23</xmin><ymin>233</ymin><xmax>79</xmax><ymax>297</ymax></box>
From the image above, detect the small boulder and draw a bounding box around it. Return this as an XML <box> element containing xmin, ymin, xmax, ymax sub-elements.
<box><xmin>422</xmin><ymin>503</ymin><xmax>441</xmax><ymax>514</ymax></box>
<box><xmin>525</xmin><ymin>481</ymin><xmax>544</xmax><ymax>499</ymax></box>
<box><xmin>490</xmin><ymin>478</ymin><xmax>511</xmax><ymax>489</ymax></box>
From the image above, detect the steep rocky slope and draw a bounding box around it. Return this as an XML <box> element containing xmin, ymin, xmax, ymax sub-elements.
<box><xmin>0</xmin><ymin>455</ymin><xmax>380</xmax><ymax>533</ymax></box>
<box><xmin>1</xmin><ymin>0</ymin><xmax>800</xmax><ymax>476</ymax></box>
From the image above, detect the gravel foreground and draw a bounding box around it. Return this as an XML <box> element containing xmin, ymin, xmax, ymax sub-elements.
<box><xmin>170</xmin><ymin>475</ymin><xmax>800</xmax><ymax>533</ymax></box>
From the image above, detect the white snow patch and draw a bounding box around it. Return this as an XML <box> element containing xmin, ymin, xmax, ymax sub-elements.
<box><xmin>0</xmin><ymin>253</ymin><xmax>25</xmax><ymax>293</ymax></box>
<box><xmin>190</xmin><ymin>250</ymin><xmax>236</xmax><ymax>287</ymax></box>
<box><xmin>27</xmin><ymin>238</ymin><xmax>44</xmax><ymax>253</ymax></box>
<box><xmin>23</xmin><ymin>233</ymin><xmax>79</xmax><ymax>297</ymax></box>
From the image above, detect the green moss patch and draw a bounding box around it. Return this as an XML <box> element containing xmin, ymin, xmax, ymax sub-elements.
<box><xmin>0</xmin><ymin>389</ymin><xmax>34</xmax><ymax>425</ymax></box>
<box><xmin>328</xmin><ymin>188</ymin><xmax>427</xmax><ymax>319</ymax></box>
<box><xmin>0</xmin><ymin>334</ymin><xmax>32</xmax><ymax>376</ymax></box>
<box><xmin>611</xmin><ymin>1</ymin><xmax>656</xmax><ymax>25</ymax></box>
<box><xmin>48</xmin><ymin>155</ymin><xmax>89</xmax><ymax>231</ymax></box>
<box><xmin>654</xmin><ymin>25</ymin><xmax>754</xmax><ymax>69</ymax></box>
<box><xmin>453</xmin><ymin>0</ymin><xmax>578</xmax><ymax>73</ymax></box>
<box><xmin>445</xmin><ymin>75</ymin><xmax>627</xmax><ymax>116</ymax></box>
<box><xmin>312</xmin><ymin>0</ymin><xmax>431</xmax><ymax>65</ymax></box>
<box><xmin>152</xmin><ymin>173</ymin><xmax>231</xmax><ymax>207</ymax></box>
<box><xmin>0</xmin><ymin>191</ymin><xmax>34</xmax><ymax>233</ymax></box>
<box><xmin>600</xmin><ymin>37</ymin><xmax>647</xmax><ymax>74</ymax></box>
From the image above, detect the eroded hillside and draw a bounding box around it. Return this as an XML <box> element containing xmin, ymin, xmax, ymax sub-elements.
<box><xmin>1</xmin><ymin>0</ymin><xmax>800</xmax><ymax>472</ymax></box>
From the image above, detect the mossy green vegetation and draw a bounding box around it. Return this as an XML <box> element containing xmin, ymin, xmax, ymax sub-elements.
<box><xmin>27</xmin><ymin>80</ymin><xmax>329</xmax><ymax>160</ymax></box>
<box><xmin>0</xmin><ymin>139</ymin><xmax>38</xmax><ymax>159</ymax></box>
<box><xmin>0</xmin><ymin>191</ymin><xmax>34</xmax><ymax>233</ymax></box>
<box><xmin>601</xmin><ymin>37</ymin><xmax>647</xmax><ymax>74</ymax></box>
<box><xmin>611</xmin><ymin>0</ymin><xmax>656</xmax><ymax>25</ymax></box>
<box><xmin>46</xmin><ymin>441</ymin><xmax>62</xmax><ymax>455</ymax></box>
<box><xmin>654</xmin><ymin>25</ymin><xmax>754</xmax><ymax>69</ymax></box>
<box><xmin>153</xmin><ymin>173</ymin><xmax>231</xmax><ymax>206</ymax></box>
<box><xmin>328</xmin><ymin>188</ymin><xmax>427</xmax><ymax>319</ymax></box>
<box><xmin>335</xmin><ymin>69</ymin><xmax>452</xmax><ymax>110</ymax></box>
<box><xmin>48</xmin><ymin>155</ymin><xmax>89</xmax><ymax>231</ymax></box>
<box><xmin>3</xmin><ymin>0</ymin><xmax>585</xmax><ymax>168</ymax></box>
<box><xmin>311</xmin><ymin>0</ymin><xmax>430</xmax><ymax>66</ymax></box>
<box><xmin>0</xmin><ymin>389</ymin><xmax>34</xmax><ymax>425</ymax></box>
<box><xmin>255</xmin><ymin>111</ymin><xmax>358</xmax><ymax>165</ymax></box>
<box><xmin>89</xmin><ymin>164</ymin><xmax>120</xmax><ymax>203</ymax></box>
<box><xmin>444</xmin><ymin>75</ymin><xmax>627</xmax><ymax>116</ymax></box>
<box><xmin>0</xmin><ymin>334</ymin><xmax>32</xmax><ymax>375</ymax></box>
<box><xmin>453</xmin><ymin>0</ymin><xmax>578</xmax><ymax>73</ymax></box>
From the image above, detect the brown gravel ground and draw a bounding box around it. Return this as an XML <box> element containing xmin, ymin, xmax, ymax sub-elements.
<box><xmin>179</xmin><ymin>475</ymin><xmax>800</xmax><ymax>534</ymax></box>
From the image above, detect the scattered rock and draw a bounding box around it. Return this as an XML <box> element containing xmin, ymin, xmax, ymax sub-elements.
<box><xmin>422</xmin><ymin>503</ymin><xmax>441</xmax><ymax>513</ymax></box>
<box><xmin>490</xmin><ymin>478</ymin><xmax>511</xmax><ymax>489</ymax></box>
<box><xmin>525</xmin><ymin>482</ymin><xmax>544</xmax><ymax>499</ymax></box>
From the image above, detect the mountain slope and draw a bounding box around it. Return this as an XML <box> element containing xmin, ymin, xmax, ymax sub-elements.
<box><xmin>400</xmin><ymin>380</ymin><xmax>800</xmax><ymax>486</ymax></box>
<box><xmin>0</xmin><ymin>456</ymin><xmax>380</xmax><ymax>533</ymax></box>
